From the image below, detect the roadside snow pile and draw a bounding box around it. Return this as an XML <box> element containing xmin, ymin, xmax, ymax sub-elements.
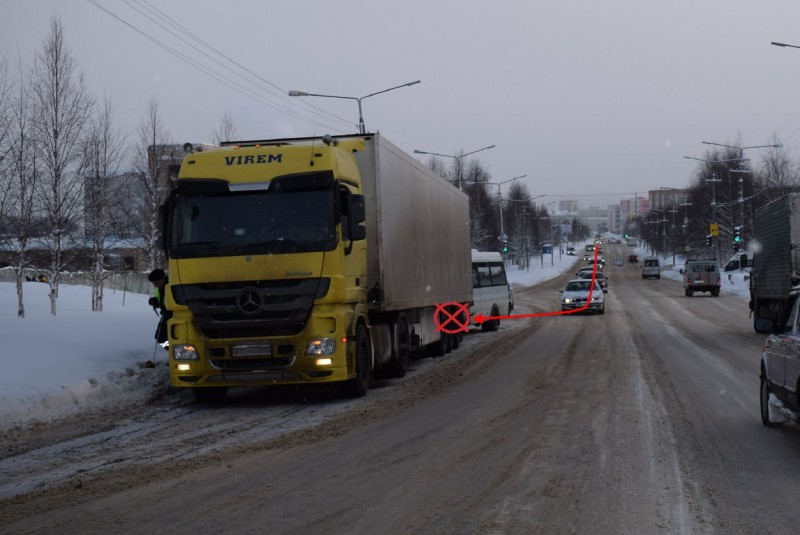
<box><xmin>0</xmin><ymin>281</ymin><xmax>169</xmax><ymax>431</ymax></box>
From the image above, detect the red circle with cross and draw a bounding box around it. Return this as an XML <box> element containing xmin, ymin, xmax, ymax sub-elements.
<box><xmin>434</xmin><ymin>302</ymin><xmax>471</xmax><ymax>334</ymax></box>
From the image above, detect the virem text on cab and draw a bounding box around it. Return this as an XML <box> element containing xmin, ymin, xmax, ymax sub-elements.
<box><xmin>224</xmin><ymin>154</ymin><xmax>282</xmax><ymax>165</ymax></box>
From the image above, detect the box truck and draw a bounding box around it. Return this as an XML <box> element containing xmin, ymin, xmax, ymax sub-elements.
<box><xmin>158</xmin><ymin>134</ymin><xmax>472</xmax><ymax>400</ymax></box>
<box><xmin>750</xmin><ymin>194</ymin><xmax>800</xmax><ymax>333</ymax></box>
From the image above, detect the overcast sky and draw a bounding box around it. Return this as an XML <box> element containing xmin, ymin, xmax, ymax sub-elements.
<box><xmin>5</xmin><ymin>0</ymin><xmax>800</xmax><ymax>208</ymax></box>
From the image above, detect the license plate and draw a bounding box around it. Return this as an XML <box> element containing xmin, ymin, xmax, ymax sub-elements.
<box><xmin>232</xmin><ymin>344</ymin><xmax>272</xmax><ymax>357</ymax></box>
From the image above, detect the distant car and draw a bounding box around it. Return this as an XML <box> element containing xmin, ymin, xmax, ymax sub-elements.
<box><xmin>641</xmin><ymin>257</ymin><xmax>661</xmax><ymax>279</ymax></box>
<box><xmin>683</xmin><ymin>259</ymin><xmax>721</xmax><ymax>297</ymax></box>
<box><xmin>578</xmin><ymin>270</ymin><xmax>608</xmax><ymax>292</ymax></box>
<box><xmin>576</xmin><ymin>266</ymin><xmax>602</xmax><ymax>279</ymax></box>
<box><xmin>628</xmin><ymin>254</ymin><xmax>639</xmax><ymax>264</ymax></box>
<box><xmin>560</xmin><ymin>278</ymin><xmax>605</xmax><ymax>314</ymax></box>
<box><xmin>614</xmin><ymin>257</ymin><xmax>623</xmax><ymax>266</ymax></box>
<box><xmin>566</xmin><ymin>247</ymin><xmax>576</xmax><ymax>256</ymax></box>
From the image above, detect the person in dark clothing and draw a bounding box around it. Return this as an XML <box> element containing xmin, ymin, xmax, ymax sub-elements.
<box><xmin>148</xmin><ymin>269</ymin><xmax>172</xmax><ymax>347</ymax></box>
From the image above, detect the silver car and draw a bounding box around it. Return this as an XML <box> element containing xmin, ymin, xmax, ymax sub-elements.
<box><xmin>559</xmin><ymin>278</ymin><xmax>605</xmax><ymax>314</ymax></box>
<box><xmin>760</xmin><ymin>288</ymin><xmax>800</xmax><ymax>427</ymax></box>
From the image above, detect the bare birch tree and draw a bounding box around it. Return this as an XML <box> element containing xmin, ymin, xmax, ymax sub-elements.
<box><xmin>30</xmin><ymin>16</ymin><xmax>94</xmax><ymax>315</ymax></box>
<box><xmin>125</xmin><ymin>97</ymin><xmax>173</xmax><ymax>271</ymax></box>
<box><xmin>83</xmin><ymin>94</ymin><xmax>127</xmax><ymax>311</ymax></box>
<box><xmin>0</xmin><ymin>55</ymin><xmax>13</xmax><ymax>239</ymax></box>
<box><xmin>211</xmin><ymin>109</ymin><xmax>238</xmax><ymax>145</ymax></box>
<box><xmin>3</xmin><ymin>55</ymin><xmax>40</xmax><ymax>317</ymax></box>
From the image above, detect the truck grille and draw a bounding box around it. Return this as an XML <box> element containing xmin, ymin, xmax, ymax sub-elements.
<box><xmin>172</xmin><ymin>278</ymin><xmax>329</xmax><ymax>339</ymax></box>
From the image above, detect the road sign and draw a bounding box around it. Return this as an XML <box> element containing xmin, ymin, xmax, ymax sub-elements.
<box><xmin>709</xmin><ymin>223</ymin><xmax>719</xmax><ymax>237</ymax></box>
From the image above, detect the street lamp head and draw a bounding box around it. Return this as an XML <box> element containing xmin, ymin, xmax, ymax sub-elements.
<box><xmin>288</xmin><ymin>90</ymin><xmax>306</xmax><ymax>97</ymax></box>
<box><xmin>499</xmin><ymin>174</ymin><xmax>527</xmax><ymax>185</ymax></box>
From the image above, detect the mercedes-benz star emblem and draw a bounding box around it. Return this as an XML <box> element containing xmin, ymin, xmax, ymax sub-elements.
<box><xmin>238</xmin><ymin>288</ymin><xmax>262</xmax><ymax>314</ymax></box>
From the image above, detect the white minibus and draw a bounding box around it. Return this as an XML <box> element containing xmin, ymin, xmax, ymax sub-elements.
<box><xmin>471</xmin><ymin>250</ymin><xmax>511</xmax><ymax>331</ymax></box>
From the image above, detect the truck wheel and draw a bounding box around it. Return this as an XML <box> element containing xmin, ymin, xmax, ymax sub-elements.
<box><xmin>760</xmin><ymin>373</ymin><xmax>782</xmax><ymax>428</ymax></box>
<box><xmin>685</xmin><ymin>289</ymin><xmax>693</xmax><ymax>297</ymax></box>
<box><xmin>385</xmin><ymin>319</ymin><xmax>410</xmax><ymax>378</ymax></box>
<box><xmin>343</xmin><ymin>324</ymin><xmax>371</xmax><ymax>398</ymax></box>
<box><xmin>193</xmin><ymin>387</ymin><xmax>228</xmax><ymax>404</ymax></box>
<box><xmin>711</xmin><ymin>288</ymin><xmax>720</xmax><ymax>297</ymax></box>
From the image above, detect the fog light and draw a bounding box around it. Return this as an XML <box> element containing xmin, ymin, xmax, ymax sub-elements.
<box><xmin>176</xmin><ymin>363</ymin><xmax>192</xmax><ymax>371</ymax></box>
<box><xmin>316</xmin><ymin>358</ymin><xmax>333</xmax><ymax>366</ymax></box>
<box><xmin>306</xmin><ymin>338</ymin><xmax>336</xmax><ymax>356</ymax></box>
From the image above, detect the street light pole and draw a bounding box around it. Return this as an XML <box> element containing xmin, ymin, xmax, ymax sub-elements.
<box><xmin>493</xmin><ymin>175</ymin><xmax>526</xmax><ymax>247</ymax></box>
<box><xmin>289</xmin><ymin>80</ymin><xmax>421</xmax><ymax>134</ymax></box>
<box><xmin>683</xmin><ymin>155</ymin><xmax>747</xmax><ymax>259</ymax></box>
<box><xmin>413</xmin><ymin>144</ymin><xmax>496</xmax><ymax>190</ymax></box>
<box><xmin>701</xmin><ymin>141</ymin><xmax>780</xmax><ymax>250</ymax></box>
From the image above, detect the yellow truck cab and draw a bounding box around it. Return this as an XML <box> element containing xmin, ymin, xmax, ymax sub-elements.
<box><xmin>159</xmin><ymin>134</ymin><xmax>472</xmax><ymax>401</ymax></box>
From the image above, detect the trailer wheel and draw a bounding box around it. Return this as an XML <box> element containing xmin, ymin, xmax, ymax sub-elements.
<box><xmin>385</xmin><ymin>319</ymin><xmax>411</xmax><ymax>378</ymax></box>
<box><xmin>343</xmin><ymin>324</ymin><xmax>371</xmax><ymax>398</ymax></box>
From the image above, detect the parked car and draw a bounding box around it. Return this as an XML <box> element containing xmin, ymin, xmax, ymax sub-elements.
<box><xmin>614</xmin><ymin>257</ymin><xmax>624</xmax><ymax>267</ymax></box>
<box><xmin>760</xmin><ymin>287</ymin><xmax>800</xmax><ymax>427</ymax></box>
<box><xmin>682</xmin><ymin>259</ymin><xmax>721</xmax><ymax>297</ymax></box>
<box><xmin>559</xmin><ymin>278</ymin><xmax>605</xmax><ymax>314</ymax></box>
<box><xmin>578</xmin><ymin>270</ymin><xmax>608</xmax><ymax>292</ymax></box>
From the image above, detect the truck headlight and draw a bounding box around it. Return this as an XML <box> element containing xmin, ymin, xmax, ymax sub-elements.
<box><xmin>173</xmin><ymin>344</ymin><xmax>199</xmax><ymax>361</ymax></box>
<box><xmin>306</xmin><ymin>338</ymin><xmax>336</xmax><ymax>356</ymax></box>
<box><xmin>563</xmin><ymin>298</ymin><xmax>573</xmax><ymax>304</ymax></box>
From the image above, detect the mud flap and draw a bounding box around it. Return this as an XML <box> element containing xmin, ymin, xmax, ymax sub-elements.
<box><xmin>768</xmin><ymin>393</ymin><xmax>792</xmax><ymax>425</ymax></box>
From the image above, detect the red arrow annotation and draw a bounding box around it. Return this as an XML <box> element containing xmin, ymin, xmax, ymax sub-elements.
<box><xmin>472</xmin><ymin>245</ymin><xmax>602</xmax><ymax>324</ymax></box>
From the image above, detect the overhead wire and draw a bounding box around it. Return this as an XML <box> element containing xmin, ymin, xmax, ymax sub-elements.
<box><xmin>128</xmin><ymin>0</ymin><xmax>354</xmax><ymax>128</ymax></box>
<box><xmin>85</xmin><ymin>0</ymin><xmax>355</xmax><ymax>133</ymax></box>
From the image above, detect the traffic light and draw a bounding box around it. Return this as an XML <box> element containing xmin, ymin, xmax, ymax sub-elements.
<box><xmin>706</xmin><ymin>235</ymin><xmax>712</xmax><ymax>247</ymax></box>
<box><xmin>733</xmin><ymin>226</ymin><xmax>742</xmax><ymax>251</ymax></box>
<box><xmin>502</xmin><ymin>240</ymin><xmax>509</xmax><ymax>253</ymax></box>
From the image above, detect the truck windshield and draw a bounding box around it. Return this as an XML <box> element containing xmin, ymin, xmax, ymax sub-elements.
<box><xmin>168</xmin><ymin>188</ymin><xmax>337</xmax><ymax>258</ymax></box>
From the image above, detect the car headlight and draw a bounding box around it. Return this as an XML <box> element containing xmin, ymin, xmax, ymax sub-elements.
<box><xmin>306</xmin><ymin>338</ymin><xmax>336</xmax><ymax>356</ymax></box>
<box><xmin>173</xmin><ymin>344</ymin><xmax>199</xmax><ymax>361</ymax></box>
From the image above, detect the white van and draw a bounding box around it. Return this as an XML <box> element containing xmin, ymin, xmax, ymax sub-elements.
<box><xmin>724</xmin><ymin>251</ymin><xmax>752</xmax><ymax>272</ymax></box>
<box><xmin>641</xmin><ymin>257</ymin><xmax>660</xmax><ymax>279</ymax></box>
<box><xmin>471</xmin><ymin>250</ymin><xmax>511</xmax><ymax>331</ymax></box>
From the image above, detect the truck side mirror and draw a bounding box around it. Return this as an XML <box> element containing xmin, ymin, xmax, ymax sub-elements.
<box><xmin>349</xmin><ymin>194</ymin><xmax>366</xmax><ymax>241</ymax></box>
